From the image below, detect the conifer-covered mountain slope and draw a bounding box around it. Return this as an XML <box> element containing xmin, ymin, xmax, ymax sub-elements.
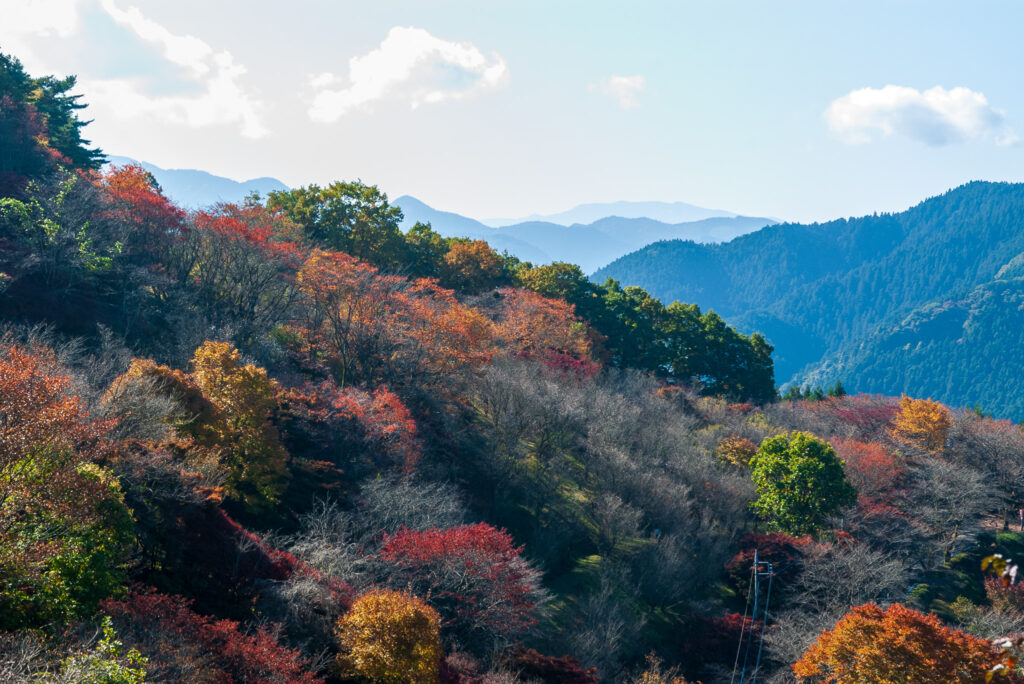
<box><xmin>803</xmin><ymin>272</ymin><xmax>1024</xmax><ymax>419</ymax></box>
<box><xmin>594</xmin><ymin>182</ymin><xmax>1024</xmax><ymax>418</ymax></box>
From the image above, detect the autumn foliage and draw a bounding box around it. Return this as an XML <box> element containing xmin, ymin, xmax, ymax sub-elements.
<box><xmin>190</xmin><ymin>341</ymin><xmax>289</xmax><ymax>509</ymax></box>
<box><xmin>379</xmin><ymin>523</ymin><xmax>544</xmax><ymax>651</ymax></box>
<box><xmin>892</xmin><ymin>394</ymin><xmax>953</xmax><ymax>452</ymax></box>
<box><xmin>103</xmin><ymin>587</ymin><xmax>322</xmax><ymax>684</ymax></box>
<box><xmin>277</xmin><ymin>379</ymin><xmax>421</xmax><ymax>476</ymax></box>
<box><xmin>715</xmin><ymin>435</ymin><xmax>758</xmax><ymax>467</ymax></box>
<box><xmin>334</xmin><ymin>589</ymin><xmax>441</xmax><ymax>684</ymax></box>
<box><xmin>295</xmin><ymin>249</ymin><xmax>492</xmax><ymax>388</ymax></box>
<box><xmin>0</xmin><ymin>344</ymin><xmax>134</xmax><ymax>627</ymax></box>
<box><xmin>830</xmin><ymin>437</ymin><xmax>901</xmax><ymax>495</ymax></box>
<box><xmin>487</xmin><ymin>287</ymin><xmax>593</xmax><ymax>362</ymax></box>
<box><xmin>793</xmin><ymin>602</ymin><xmax>1013</xmax><ymax>683</ymax></box>
<box><xmin>100</xmin><ymin>164</ymin><xmax>186</xmax><ymax>259</ymax></box>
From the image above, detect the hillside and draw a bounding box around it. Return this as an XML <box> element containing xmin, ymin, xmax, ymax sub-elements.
<box><xmin>9</xmin><ymin>49</ymin><xmax>1024</xmax><ymax>684</ymax></box>
<box><xmin>594</xmin><ymin>182</ymin><xmax>1024</xmax><ymax>418</ymax></box>
<box><xmin>803</xmin><ymin>274</ymin><xmax>1024</xmax><ymax>418</ymax></box>
<box><xmin>395</xmin><ymin>195</ymin><xmax>774</xmax><ymax>272</ymax></box>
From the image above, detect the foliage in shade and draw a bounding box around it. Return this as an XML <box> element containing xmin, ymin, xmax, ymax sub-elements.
<box><xmin>103</xmin><ymin>587</ymin><xmax>323</xmax><ymax>684</ymax></box>
<box><xmin>0</xmin><ymin>52</ymin><xmax>103</xmax><ymax>195</ymax></box>
<box><xmin>502</xmin><ymin>646</ymin><xmax>599</xmax><ymax>683</ymax></box>
<box><xmin>276</xmin><ymin>379</ymin><xmax>421</xmax><ymax>477</ymax></box>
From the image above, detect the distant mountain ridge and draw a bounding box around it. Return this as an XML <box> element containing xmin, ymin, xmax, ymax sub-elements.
<box><xmin>394</xmin><ymin>195</ymin><xmax>774</xmax><ymax>273</ymax></box>
<box><xmin>484</xmin><ymin>199</ymin><xmax>737</xmax><ymax>227</ymax></box>
<box><xmin>594</xmin><ymin>181</ymin><xmax>1024</xmax><ymax>419</ymax></box>
<box><xmin>105</xmin><ymin>156</ymin><xmax>288</xmax><ymax>209</ymax></box>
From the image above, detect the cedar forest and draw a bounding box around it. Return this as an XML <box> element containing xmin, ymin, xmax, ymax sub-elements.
<box><xmin>5</xmin><ymin>51</ymin><xmax>1024</xmax><ymax>683</ymax></box>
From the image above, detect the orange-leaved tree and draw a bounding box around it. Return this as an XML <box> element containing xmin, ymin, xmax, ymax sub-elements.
<box><xmin>892</xmin><ymin>395</ymin><xmax>952</xmax><ymax>453</ymax></box>
<box><xmin>101</xmin><ymin>164</ymin><xmax>186</xmax><ymax>262</ymax></box>
<box><xmin>487</xmin><ymin>287</ymin><xmax>593</xmax><ymax>362</ymax></box>
<box><xmin>793</xmin><ymin>602</ymin><xmax>1015</xmax><ymax>683</ymax></box>
<box><xmin>334</xmin><ymin>589</ymin><xmax>441</xmax><ymax>684</ymax></box>
<box><xmin>295</xmin><ymin>249</ymin><xmax>491</xmax><ymax>389</ymax></box>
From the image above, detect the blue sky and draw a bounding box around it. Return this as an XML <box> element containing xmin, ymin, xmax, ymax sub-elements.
<box><xmin>3</xmin><ymin>0</ymin><xmax>1023</xmax><ymax>223</ymax></box>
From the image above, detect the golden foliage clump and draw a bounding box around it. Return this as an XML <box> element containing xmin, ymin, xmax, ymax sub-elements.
<box><xmin>892</xmin><ymin>395</ymin><xmax>952</xmax><ymax>452</ymax></box>
<box><xmin>105</xmin><ymin>342</ymin><xmax>289</xmax><ymax>510</ymax></box>
<box><xmin>715</xmin><ymin>435</ymin><xmax>758</xmax><ymax>467</ymax></box>
<box><xmin>334</xmin><ymin>589</ymin><xmax>441</xmax><ymax>684</ymax></box>
<box><xmin>189</xmin><ymin>341</ymin><xmax>288</xmax><ymax>509</ymax></box>
<box><xmin>628</xmin><ymin>653</ymin><xmax>694</xmax><ymax>683</ymax></box>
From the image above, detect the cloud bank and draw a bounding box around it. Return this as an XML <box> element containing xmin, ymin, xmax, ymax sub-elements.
<box><xmin>308</xmin><ymin>26</ymin><xmax>508</xmax><ymax>122</ymax></box>
<box><xmin>827</xmin><ymin>85</ymin><xmax>1016</xmax><ymax>146</ymax></box>
<box><xmin>83</xmin><ymin>0</ymin><xmax>267</xmax><ymax>138</ymax></box>
<box><xmin>590</xmin><ymin>75</ymin><xmax>645</xmax><ymax>109</ymax></box>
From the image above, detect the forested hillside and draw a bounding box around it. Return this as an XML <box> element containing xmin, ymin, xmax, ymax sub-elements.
<box><xmin>594</xmin><ymin>182</ymin><xmax>1024</xmax><ymax>418</ymax></box>
<box><xmin>8</xmin><ymin>50</ymin><xmax>1024</xmax><ymax>684</ymax></box>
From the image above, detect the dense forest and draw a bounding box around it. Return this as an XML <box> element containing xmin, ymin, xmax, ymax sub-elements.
<box><xmin>6</xmin><ymin>50</ymin><xmax>1024</xmax><ymax>683</ymax></box>
<box><xmin>593</xmin><ymin>183</ymin><xmax>1024</xmax><ymax>419</ymax></box>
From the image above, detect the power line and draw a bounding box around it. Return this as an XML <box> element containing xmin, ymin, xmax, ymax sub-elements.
<box><xmin>731</xmin><ymin>550</ymin><xmax>776</xmax><ymax>684</ymax></box>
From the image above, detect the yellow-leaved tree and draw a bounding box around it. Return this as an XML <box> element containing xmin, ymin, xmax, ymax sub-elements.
<box><xmin>334</xmin><ymin>589</ymin><xmax>441</xmax><ymax>684</ymax></box>
<box><xmin>892</xmin><ymin>395</ymin><xmax>952</xmax><ymax>453</ymax></box>
<box><xmin>190</xmin><ymin>341</ymin><xmax>289</xmax><ymax>510</ymax></box>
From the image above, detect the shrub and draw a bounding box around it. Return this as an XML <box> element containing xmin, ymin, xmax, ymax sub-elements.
<box><xmin>334</xmin><ymin>589</ymin><xmax>441</xmax><ymax>684</ymax></box>
<box><xmin>104</xmin><ymin>587</ymin><xmax>322</xmax><ymax>684</ymax></box>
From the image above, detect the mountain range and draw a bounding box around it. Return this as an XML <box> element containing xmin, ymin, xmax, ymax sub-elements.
<box><xmin>394</xmin><ymin>195</ymin><xmax>775</xmax><ymax>272</ymax></box>
<box><xmin>594</xmin><ymin>181</ymin><xmax>1024</xmax><ymax>420</ymax></box>
<box><xmin>482</xmin><ymin>199</ymin><xmax>739</xmax><ymax>227</ymax></box>
<box><xmin>105</xmin><ymin>156</ymin><xmax>289</xmax><ymax>208</ymax></box>
<box><xmin>102</xmin><ymin>158</ymin><xmax>772</xmax><ymax>273</ymax></box>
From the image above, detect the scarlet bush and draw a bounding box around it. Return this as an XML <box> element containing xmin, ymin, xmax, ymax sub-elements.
<box><xmin>502</xmin><ymin>647</ymin><xmax>599</xmax><ymax>684</ymax></box>
<box><xmin>103</xmin><ymin>587</ymin><xmax>322</xmax><ymax>684</ymax></box>
<box><xmin>830</xmin><ymin>438</ymin><xmax>901</xmax><ymax>496</ymax></box>
<box><xmin>379</xmin><ymin>523</ymin><xmax>544</xmax><ymax>653</ymax></box>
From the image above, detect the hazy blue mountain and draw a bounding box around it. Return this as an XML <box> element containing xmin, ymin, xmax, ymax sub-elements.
<box><xmin>483</xmin><ymin>200</ymin><xmax>737</xmax><ymax>227</ymax></box>
<box><xmin>594</xmin><ymin>182</ymin><xmax>1024</xmax><ymax>419</ymax></box>
<box><xmin>394</xmin><ymin>195</ymin><xmax>773</xmax><ymax>272</ymax></box>
<box><xmin>106</xmin><ymin>156</ymin><xmax>288</xmax><ymax>209</ymax></box>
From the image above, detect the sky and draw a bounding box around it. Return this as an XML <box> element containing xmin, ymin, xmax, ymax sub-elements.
<box><xmin>3</xmin><ymin>0</ymin><xmax>1024</xmax><ymax>224</ymax></box>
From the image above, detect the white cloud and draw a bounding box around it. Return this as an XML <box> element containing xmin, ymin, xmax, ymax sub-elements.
<box><xmin>590</xmin><ymin>74</ymin><xmax>645</xmax><ymax>109</ymax></box>
<box><xmin>83</xmin><ymin>0</ymin><xmax>267</xmax><ymax>138</ymax></box>
<box><xmin>0</xmin><ymin>0</ymin><xmax>83</xmax><ymax>70</ymax></box>
<box><xmin>0</xmin><ymin>0</ymin><xmax>81</xmax><ymax>37</ymax></box>
<box><xmin>827</xmin><ymin>85</ymin><xmax>1017</xmax><ymax>146</ymax></box>
<box><xmin>308</xmin><ymin>26</ymin><xmax>508</xmax><ymax>122</ymax></box>
<box><xmin>98</xmin><ymin>0</ymin><xmax>212</xmax><ymax>77</ymax></box>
